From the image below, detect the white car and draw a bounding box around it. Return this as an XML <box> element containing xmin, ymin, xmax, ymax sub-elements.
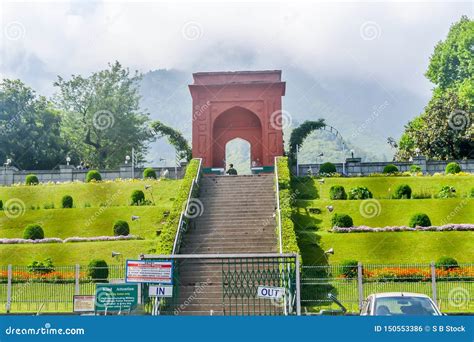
<box><xmin>360</xmin><ymin>292</ymin><xmax>442</xmax><ymax>316</ymax></box>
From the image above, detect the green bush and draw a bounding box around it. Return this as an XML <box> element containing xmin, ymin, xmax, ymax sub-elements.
<box><xmin>143</xmin><ymin>167</ymin><xmax>157</xmax><ymax>179</ymax></box>
<box><xmin>410</xmin><ymin>165</ymin><xmax>422</xmax><ymax>173</ymax></box>
<box><xmin>348</xmin><ymin>186</ymin><xmax>373</xmax><ymax>200</ymax></box>
<box><xmin>408</xmin><ymin>213</ymin><xmax>431</xmax><ymax>228</ymax></box>
<box><xmin>435</xmin><ymin>256</ymin><xmax>459</xmax><ymax>270</ymax></box>
<box><xmin>0</xmin><ymin>200</ymin><xmax>2</xmax><ymax>210</ymax></box>
<box><xmin>437</xmin><ymin>186</ymin><xmax>456</xmax><ymax>198</ymax></box>
<box><xmin>383</xmin><ymin>164</ymin><xmax>399</xmax><ymax>174</ymax></box>
<box><xmin>445</xmin><ymin>162</ymin><xmax>461</xmax><ymax>174</ymax></box>
<box><xmin>131</xmin><ymin>190</ymin><xmax>145</xmax><ymax>205</ymax></box>
<box><xmin>339</xmin><ymin>260</ymin><xmax>358</xmax><ymax>278</ymax></box>
<box><xmin>319</xmin><ymin>162</ymin><xmax>336</xmax><ymax>174</ymax></box>
<box><xmin>471</xmin><ymin>188</ymin><xmax>474</xmax><ymax>198</ymax></box>
<box><xmin>276</xmin><ymin>157</ymin><xmax>291</xmax><ymax>190</ymax></box>
<box><xmin>113</xmin><ymin>220</ymin><xmax>130</xmax><ymax>236</ymax></box>
<box><xmin>61</xmin><ymin>195</ymin><xmax>73</xmax><ymax>208</ymax></box>
<box><xmin>393</xmin><ymin>184</ymin><xmax>412</xmax><ymax>199</ymax></box>
<box><xmin>331</xmin><ymin>213</ymin><xmax>353</xmax><ymax>228</ymax></box>
<box><xmin>87</xmin><ymin>259</ymin><xmax>109</xmax><ymax>282</ymax></box>
<box><xmin>329</xmin><ymin>185</ymin><xmax>347</xmax><ymax>200</ymax></box>
<box><xmin>27</xmin><ymin>258</ymin><xmax>54</xmax><ymax>275</ymax></box>
<box><xmin>86</xmin><ymin>170</ymin><xmax>102</xmax><ymax>182</ymax></box>
<box><xmin>25</xmin><ymin>174</ymin><xmax>39</xmax><ymax>185</ymax></box>
<box><xmin>23</xmin><ymin>224</ymin><xmax>44</xmax><ymax>240</ymax></box>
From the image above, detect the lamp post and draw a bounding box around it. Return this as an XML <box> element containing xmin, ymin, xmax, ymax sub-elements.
<box><xmin>66</xmin><ymin>156</ymin><xmax>71</xmax><ymax>166</ymax></box>
<box><xmin>323</xmin><ymin>247</ymin><xmax>334</xmax><ymax>265</ymax></box>
<box><xmin>132</xmin><ymin>215</ymin><xmax>141</xmax><ymax>232</ymax></box>
<box><xmin>145</xmin><ymin>185</ymin><xmax>155</xmax><ymax>205</ymax></box>
<box><xmin>3</xmin><ymin>158</ymin><xmax>11</xmax><ymax>185</ymax></box>
<box><xmin>111</xmin><ymin>251</ymin><xmax>124</xmax><ymax>273</ymax></box>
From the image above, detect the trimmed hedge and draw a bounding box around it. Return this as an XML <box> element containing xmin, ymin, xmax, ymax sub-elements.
<box><xmin>393</xmin><ymin>184</ymin><xmax>412</xmax><ymax>199</ymax></box>
<box><xmin>329</xmin><ymin>185</ymin><xmax>347</xmax><ymax>200</ymax></box>
<box><xmin>339</xmin><ymin>260</ymin><xmax>358</xmax><ymax>278</ymax></box>
<box><xmin>409</xmin><ymin>213</ymin><xmax>431</xmax><ymax>228</ymax></box>
<box><xmin>435</xmin><ymin>256</ymin><xmax>459</xmax><ymax>270</ymax></box>
<box><xmin>131</xmin><ymin>190</ymin><xmax>145</xmax><ymax>205</ymax></box>
<box><xmin>61</xmin><ymin>195</ymin><xmax>73</xmax><ymax>209</ymax></box>
<box><xmin>86</xmin><ymin>170</ymin><xmax>102</xmax><ymax>182</ymax></box>
<box><xmin>331</xmin><ymin>213</ymin><xmax>353</xmax><ymax>228</ymax></box>
<box><xmin>23</xmin><ymin>224</ymin><xmax>44</xmax><ymax>240</ymax></box>
<box><xmin>276</xmin><ymin>157</ymin><xmax>300</xmax><ymax>255</ymax></box>
<box><xmin>319</xmin><ymin>162</ymin><xmax>336</xmax><ymax>174</ymax></box>
<box><xmin>157</xmin><ymin>159</ymin><xmax>200</xmax><ymax>254</ymax></box>
<box><xmin>0</xmin><ymin>200</ymin><xmax>2</xmax><ymax>210</ymax></box>
<box><xmin>383</xmin><ymin>164</ymin><xmax>399</xmax><ymax>174</ymax></box>
<box><xmin>143</xmin><ymin>167</ymin><xmax>157</xmax><ymax>179</ymax></box>
<box><xmin>25</xmin><ymin>174</ymin><xmax>39</xmax><ymax>185</ymax></box>
<box><xmin>87</xmin><ymin>259</ymin><xmax>109</xmax><ymax>282</ymax></box>
<box><xmin>348</xmin><ymin>186</ymin><xmax>373</xmax><ymax>200</ymax></box>
<box><xmin>410</xmin><ymin>165</ymin><xmax>422</xmax><ymax>173</ymax></box>
<box><xmin>445</xmin><ymin>162</ymin><xmax>461</xmax><ymax>174</ymax></box>
<box><xmin>113</xmin><ymin>220</ymin><xmax>130</xmax><ymax>236</ymax></box>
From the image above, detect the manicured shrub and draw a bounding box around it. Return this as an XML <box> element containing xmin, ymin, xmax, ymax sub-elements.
<box><xmin>143</xmin><ymin>167</ymin><xmax>157</xmax><ymax>179</ymax></box>
<box><xmin>61</xmin><ymin>195</ymin><xmax>73</xmax><ymax>208</ymax></box>
<box><xmin>331</xmin><ymin>213</ymin><xmax>353</xmax><ymax>228</ymax></box>
<box><xmin>23</xmin><ymin>224</ymin><xmax>44</xmax><ymax>240</ymax></box>
<box><xmin>27</xmin><ymin>258</ymin><xmax>54</xmax><ymax>275</ymax></box>
<box><xmin>437</xmin><ymin>186</ymin><xmax>456</xmax><ymax>198</ymax></box>
<box><xmin>329</xmin><ymin>185</ymin><xmax>347</xmax><ymax>200</ymax></box>
<box><xmin>471</xmin><ymin>188</ymin><xmax>474</xmax><ymax>198</ymax></box>
<box><xmin>339</xmin><ymin>260</ymin><xmax>358</xmax><ymax>278</ymax></box>
<box><xmin>412</xmin><ymin>191</ymin><xmax>432</xmax><ymax>199</ymax></box>
<box><xmin>25</xmin><ymin>174</ymin><xmax>39</xmax><ymax>185</ymax></box>
<box><xmin>319</xmin><ymin>162</ymin><xmax>336</xmax><ymax>174</ymax></box>
<box><xmin>383</xmin><ymin>164</ymin><xmax>399</xmax><ymax>174</ymax></box>
<box><xmin>445</xmin><ymin>162</ymin><xmax>461</xmax><ymax>174</ymax></box>
<box><xmin>435</xmin><ymin>256</ymin><xmax>459</xmax><ymax>270</ymax></box>
<box><xmin>113</xmin><ymin>220</ymin><xmax>130</xmax><ymax>236</ymax></box>
<box><xmin>410</xmin><ymin>165</ymin><xmax>422</xmax><ymax>173</ymax></box>
<box><xmin>408</xmin><ymin>213</ymin><xmax>431</xmax><ymax>228</ymax></box>
<box><xmin>87</xmin><ymin>259</ymin><xmax>109</xmax><ymax>282</ymax></box>
<box><xmin>0</xmin><ymin>200</ymin><xmax>2</xmax><ymax>210</ymax></box>
<box><xmin>393</xmin><ymin>184</ymin><xmax>412</xmax><ymax>199</ymax></box>
<box><xmin>348</xmin><ymin>186</ymin><xmax>373</xmax><ymax>200</ymax></box>
<box><xmin>131</xmin><ymin>190</ymin><xmax>145</xmax><ymax>205</ymax></box>
<box><xmin>86</xmin><ymin>170</ymin><xmax>102</xmax><ymax>182</ymax></box>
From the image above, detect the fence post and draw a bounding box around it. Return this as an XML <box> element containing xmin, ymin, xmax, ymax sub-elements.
<box><xmin>6</xmin><ymin>265</ymin><xmax>12</xmax><ymax>313</ymax></box>
<box><xmin>357</xmin><ymin>262</ymin><xmax>364</xmax><ymax>310</ymax></box>
<box><xmin>430</xmin><ymin>262</ymin><xmax>438</xmax><ymax>306</ymax></box>
<box><xmin>75</xmin><ymin>264</ymin><xmax>80</xmax><ymax>295</ymax></box>
<box><xmin>295</xmin><ymin>256</ymin><xmax>301</xmax><ymax>316</ymax></box>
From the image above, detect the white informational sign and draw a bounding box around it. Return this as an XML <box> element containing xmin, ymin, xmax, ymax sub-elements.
<box><xmin>126</xmin><ymin>260</ymin><xmax>173</xmax><ymax>284</ymax></box>
<box><xmin>257</xmin><ymin>286</ymin><xmax>285</xmax><ymax>300</ymax></box>
<box><xmin>73</xmin><ymin>295</ymin><xmax>95</xmax><ymax>312</ymax></box>
<box><xmin>148</xmin><ymin>285</ymin><xmax>174</xmax><ymax>297</ymax></box>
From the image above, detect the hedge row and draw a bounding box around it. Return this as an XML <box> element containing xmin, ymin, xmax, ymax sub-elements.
<box><xmin>276</xmin><ymin>157</ymin><xmax>300</xmax><ymax>255</ymax></box>
<box><xmin>156</xmin><ymin>159</ymin><xmax>200</xmax><ymax>254</ymax></box>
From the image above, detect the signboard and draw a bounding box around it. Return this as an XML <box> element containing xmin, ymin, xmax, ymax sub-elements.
<box><xmin>73</xmin><ymin>295</ymin><xmax>95</xmax><ymax>313</ymax></box>
<box><xmin>148</xmin><ymin>285</ymin><xmax>173</xmax><ymax>297</ymax></box>
<box><xmin>95</xmin><ymin>283</ymin><xmax>138</xmax><ymax>313</ymax></box>
<box><xmin>257</xmin><ymin>286</ymin><xmax>285</xmax><ymax>300</ymax></box>
<box><xmin>126</xmin><ymin>260</ymin><xmax>173</xmax><ymax>284</ymax></box>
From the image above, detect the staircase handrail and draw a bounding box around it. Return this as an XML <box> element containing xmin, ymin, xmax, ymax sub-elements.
<box><xmin>274</xmin><ymin>156</ymin><xmax>283</xmax><ymax>254</ymax></box>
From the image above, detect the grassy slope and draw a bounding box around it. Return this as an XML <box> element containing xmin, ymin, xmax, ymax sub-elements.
<box><xmin>292</xmin><ymin>175</ymin><xmax>474</xmax><ymax>265</ymax></box>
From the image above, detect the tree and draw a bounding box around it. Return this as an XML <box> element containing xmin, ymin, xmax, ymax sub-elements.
<box><xmin>54</xmin><ymin>61</ymin><xmax>151</xmax><ymax>168</ymax></box>
<box><xmin>150</xmin><ymin>120</ymin><xmax>192</xmax><ymax>161</ymax></box>
<box><xmin>0</xmin><ymin>79</ymin><xmax>67</xmax><ymax>169</ymax></box>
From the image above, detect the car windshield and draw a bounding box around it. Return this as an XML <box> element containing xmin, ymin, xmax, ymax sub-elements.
<box><xmin>374</xmin><ymin>296</ymin><xmax>438</xmax><ymax>316</ymax></box>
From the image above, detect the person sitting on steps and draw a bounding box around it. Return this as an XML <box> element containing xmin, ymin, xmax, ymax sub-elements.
<box><xmin>226</xmin><ymin>163</ymin><xmax>238</xmax><ymax>175</ymax></box>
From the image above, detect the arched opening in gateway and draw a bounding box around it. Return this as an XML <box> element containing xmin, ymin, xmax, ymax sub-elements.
<box><xmin>225</xmin><ymin>138</ymin><xmax>251</xmax><ymax>175</ymax></box>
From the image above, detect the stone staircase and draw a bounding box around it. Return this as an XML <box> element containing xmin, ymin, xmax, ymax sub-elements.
<box><xmin>175</xmin><ymin>174</ymin><xmax>278</xmax><ymax>315</ymax></box>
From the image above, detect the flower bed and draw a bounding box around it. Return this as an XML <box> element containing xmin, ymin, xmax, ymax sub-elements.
<box><xmin>0</xmin><ymin>235</ymin><xmax>143</xmax><ymax>244</ymax></box>
<box><xmin>0</xmin><ymin>270</ymin><xmax>87</xmax><ymax>284</ymax></box>
<box><xmin>331</xmin><ymin>224</ymin><xmax>474</xmax><ymax>233</ymax></box>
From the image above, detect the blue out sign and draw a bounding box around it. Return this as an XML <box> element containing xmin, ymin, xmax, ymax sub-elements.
<box><xmin>257</xmin><ymin>286</ymin><xmax>285</xmax><ymax>299</ymax></box>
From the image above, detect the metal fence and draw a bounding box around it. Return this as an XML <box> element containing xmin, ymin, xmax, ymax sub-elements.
<box><xmin>301</xmin><ymin>263</ymin><xmax>473</xmax><ymax>314</ymax></box>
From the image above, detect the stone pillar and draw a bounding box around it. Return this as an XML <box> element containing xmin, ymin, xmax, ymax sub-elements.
<box><xmin>412</xmin><ymin>156</ymin><xmax>427</xmax><ymax>174</ymax></box>
<box><xmin>59</xmin><ymin>165</ymin><xmax>74</xmax><ymax>182</ymax></box>
<box><xmin>345</xmin><ymin>158</ymin><xmax>362</xmax><ymax>176</ymax></box>
<box><xmin>1</xmin><ymin>167</ymin><xmax>16</xmax><ymax>186</ymax></box>
<box><xmin>119</xmin><ymin>164</ymin><xmax>133</xmax><ymax>179</ymax></box>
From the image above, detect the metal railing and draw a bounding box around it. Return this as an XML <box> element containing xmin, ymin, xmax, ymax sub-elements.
<box><xmin>172</xmin><ymin>158</ymin><xmax>203</xmax><ymax>255</ymax></box>
<box><xmin>274</xmin><ymin>157</ymin><xmax>283</xmax><ymax>254</ymax></box>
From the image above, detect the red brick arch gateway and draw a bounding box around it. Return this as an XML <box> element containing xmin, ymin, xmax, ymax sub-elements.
<box><xmin>189</xmin><ymin>71</ymin><xmax>285</xmax><ymax>173</ymax></box>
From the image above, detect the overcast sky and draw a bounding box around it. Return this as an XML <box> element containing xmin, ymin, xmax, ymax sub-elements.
<box><xmin>0</xmin><ymin>0</ymin><xmax>472</xmax><ymax>98</ymax></box>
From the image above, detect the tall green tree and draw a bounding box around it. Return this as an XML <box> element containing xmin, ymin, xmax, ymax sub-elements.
<box><xmin>54</xmin><ymin>61</ymin><xmax>151</xmax><ymax>168</ymax></box>
<box><xmin>0</xmin><ymin>79</ymin><xmax>67</xmax><ymax>169</ymax></box>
